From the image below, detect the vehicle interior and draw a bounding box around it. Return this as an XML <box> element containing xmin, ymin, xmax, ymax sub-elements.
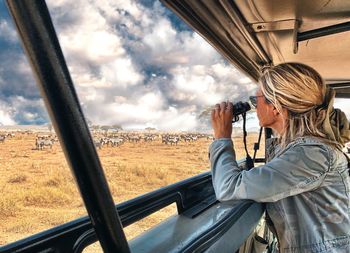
<box><xmin>1</xmin><ymin>0</ymin><xmax>349</xmax><ymax>252</ymax></box>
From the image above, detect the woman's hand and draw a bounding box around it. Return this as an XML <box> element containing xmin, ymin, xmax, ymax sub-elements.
<box><xmin>211</xmin><ymin>101</ymin><xmax>234</xmax><ymax>139</ymax></box>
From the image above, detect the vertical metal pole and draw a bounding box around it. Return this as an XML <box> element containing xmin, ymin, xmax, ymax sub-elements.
<box><xmin>6</xmin><ymin>1</ymin><xmax>130</xmax><ymax>252</ymax></box>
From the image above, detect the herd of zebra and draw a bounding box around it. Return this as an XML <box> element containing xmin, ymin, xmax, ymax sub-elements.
<box><xmin>93</xmin><ymin>133</ymin><xmax>213</xmax><ymax>149</ymax></box>
<box><xmin>0</xmin><ymin>131</ymin><xmax>58</xmax><ymax>150</ymax></box>
<box><xmin>0</xmin><ymin>131</ymin><xmax>214</xmax><ymax>150</ymax></box>
<box><xmin>0</xmin><ymin>133</ymin><xmax>15</xmax><ymax>143</ymax></box>
<box><xmin>35</xmin><ymin>134</ymin><xmax>59</xmax><ymax>150</ymax></box>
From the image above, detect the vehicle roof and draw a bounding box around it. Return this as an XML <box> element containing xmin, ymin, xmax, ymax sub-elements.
<box><xmin>161</xmin><ymin>0</ymin><xmax>350</xmax><ymax>98</ymax></box>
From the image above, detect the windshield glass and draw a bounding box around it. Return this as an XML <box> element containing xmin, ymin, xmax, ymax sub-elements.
<box><xmin>334</xmin><ymin>98</ymin><xmax>350</xmax><ymax>119</ymax></box>
<box><xmin>0</xmin><ymin>0</ymin><xmax>261</xmax><ymax>246</ymax></box>
<box><xmin>47</xmin><ymin>0</ymin><xmax>263</xmax><ymax>241</ymax></box>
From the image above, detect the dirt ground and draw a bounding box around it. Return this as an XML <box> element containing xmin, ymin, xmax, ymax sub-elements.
<box><xmin>0</xmin><ymin>131</ymin><xmax>264</xmax><ymax>251</ymax></box>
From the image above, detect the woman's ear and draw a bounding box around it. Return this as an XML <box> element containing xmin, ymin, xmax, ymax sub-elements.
<box><xmin>272</xmin><ymin>106</ymin><xmax>289</xmax><ymax>119</ymax></box>
<box><xmin>272</xmin><ymin>106</ymin><xmax>280</xmax><ymax>117</ymax></box>
<box><xmin>275</xmin><ymin>107</ymin><xmax>289</xmax><ymax>119</ymax></box>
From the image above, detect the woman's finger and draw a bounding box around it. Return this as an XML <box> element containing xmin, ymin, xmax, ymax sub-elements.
<box><xmin>220</xmin><ymin>102</ymin><xmax>226</xmax><ymax>111</ymax></box>
<box><xmin>211</xmin><ymin>109</ymin><xmax>215</xmax><ymax>121</ymax></box>
<box><xmin>212</xmin><ymin>104</ymin><xmax>221</xmax><ymax>120</ymax></box>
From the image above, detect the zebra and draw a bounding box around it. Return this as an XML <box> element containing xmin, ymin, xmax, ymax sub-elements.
<box><xmin>129</xmin><ymin>135</ymin><xmax>141</xmax><ymax>143</ymax></box>
<box><xmin>36</xmin><ymin>138</ymin><xmax>53</xmax><ymax>150</ymax></box>
<box><xmin>169</xmin><ymin>136</ymin><xmax>180</xmax><ymax>145</ymax></box>
<box><xmin>108</xmin><ymin>138</ymin><xmax>124</xmax><ymax>147</ymax></box>
<box><xmin>164</xmin><ymin>136</ymin><xmax>180</xmax><ymax>145</ymax></box>
<box><xmin>0</xmin><ymin>135</ymin><xmax>6</xmax><ymax>143</ymax></box>
<box><xmin>94</xmin><ymin>138</ymin><xmax>106</xmax><ymax>149</ymax></box>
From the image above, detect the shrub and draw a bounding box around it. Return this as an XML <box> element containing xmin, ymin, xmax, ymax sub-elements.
<box><xmin>0</xmin><ymin>197</ymin><xmax>18</xmax><ymax>218</ymax></box>
<box><xmin>7</xmin><ymin>175</ymin><xmax>27</xmax><ymax>184</ymax></box>
<box><xmin>23</xmin><ymin>187</ymin><xmax>73</xmax><ymax>207</ymax></box>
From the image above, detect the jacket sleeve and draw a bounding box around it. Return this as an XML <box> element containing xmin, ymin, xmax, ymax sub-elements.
<box><xmin>209</xmin><ymin>138</ymin><xmax>330</xmax><ymax>202</ymax></box>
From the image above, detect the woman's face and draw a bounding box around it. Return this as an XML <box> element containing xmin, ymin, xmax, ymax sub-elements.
<box><xmin>255</xmin><ymin>89</ymin><xmax>287</xmax><ymax>135</ymax></box>
<box><xmin>255</xmin><ymin>89</ymin><xmax>278</xmax><ymax>129</ymax></box>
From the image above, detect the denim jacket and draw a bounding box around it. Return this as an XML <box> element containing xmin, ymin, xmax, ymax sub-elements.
<box><xmin>209</xmin><ymin>136</ymin><xmax>350</xmax><ymax>253</ymax></box>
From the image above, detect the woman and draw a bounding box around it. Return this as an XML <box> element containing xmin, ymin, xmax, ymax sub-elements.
<box><xmin>210</xmin><ymin>62</ymin><xmax>350</xmax><ymax>253</ymax></box>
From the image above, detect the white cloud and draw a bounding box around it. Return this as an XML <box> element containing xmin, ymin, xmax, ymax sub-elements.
<box><xmin>0</xmin><ymin>20</ymin><xmax>18</xmax><ymax>42</ymax></box>
<box><xmin>0</xmin><ymin>105</ymin><xmax>15</xmax><ymax>125</ymax></box>
<box><xmin>158</xmin><ymin>109</ymin><xmax>197</xmax><ymax>131</ymax></box>
<box><xmin>0</xmin><ymin>97</ymin><xmax>44</xmax><ymax>126</ymax></box>
<box><xmin>169</xmin><ymin>63</ymin><xmax>256</xmax><ymax>107</ymax></box>
<box><xmin>138</xmin><ymin>92</ymin><xmax>163</xmax><ymax>109</ymax></box>
<box><xmin>100</xmin><ymin>57</ymin><xmax>143</xmax><ymax>87</ymax></box>
<box><xmin>83</xmin><ymin>90</ymin><xmax>165</xmax><ymax>125</ymax></box>
<box><xmin>334</xmin><ymin>98</ymin><xmax>350</xmax><ymax>120</ymax></box>
<box><xmin>62</xmin><ymin>30</ymin><xmax>125</xmax><ymax>63</ymax></box>
<box><xmin>140</xmin><ymin>17</ymin><xmax>221</xmax><ymax>67</ymax></box>
<box><xmin>48</xmin><ymin>0</ymin><xmax>142</xmax><ymax>90</ymax></box>
<box><xmin>182</xmin><ymin>33</ymin><xmax>223</xmax><ymax>66</ymax></box>
<box><xmin>0</xmin><ymin>0</ymin><xmax>256</xmax><ymax>130</ymax></box>
<box><xmin>71</xmin><ymin>73</ymin><xmax>112</xmax><ymax>88</ymax></box>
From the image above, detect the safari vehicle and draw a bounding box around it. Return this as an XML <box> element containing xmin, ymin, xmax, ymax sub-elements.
<box><xmin>1</xmin><ymin>0</ymin><xmax>350</xmax><ymax>252</ymax></box>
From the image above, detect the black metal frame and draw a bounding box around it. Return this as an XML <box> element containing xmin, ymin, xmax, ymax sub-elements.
<box><xmin>327</xmin><ymin>82</ymin><xmax>350</xmax><ymax>98</ymax></box>
<box><xmin>298</xmin><ymin>21</ymin><xmax>350</xmax><ymax>42</ymax></box>
<box><xmin>0</xmin><ymin>172</ymin><xmax>214</xmax><ymax>253</ymax></box>
<box><xmin>328</xmin><ymin>82</ymin><xmax>350</xmax><ymax>89</ymax></box>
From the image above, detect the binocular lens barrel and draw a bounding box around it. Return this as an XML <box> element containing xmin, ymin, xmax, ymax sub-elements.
<box><xmin>232</xmin><ymin>101</ymin><xmax>251</xmax><ymax>116</ymax></box>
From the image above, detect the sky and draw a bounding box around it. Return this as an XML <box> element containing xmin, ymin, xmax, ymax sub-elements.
<box><xmin>0</xmin><ymin>0</ymin><xmax>256</xmax><ymax>131</ymax></box>
<box><xmin>0</xmin><ymin>0</ymin><xmax>348</xmax><ymax>131</ymax></box>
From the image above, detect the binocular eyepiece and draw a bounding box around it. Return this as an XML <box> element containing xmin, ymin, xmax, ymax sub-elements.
<box><xmin>232</xmin><ymin>101</ymin><xmax>251</xmax><ymax>122</ymax></box>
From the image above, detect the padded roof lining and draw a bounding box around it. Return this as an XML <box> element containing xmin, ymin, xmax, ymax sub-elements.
<box><xmin>236</xmin><ymin>0</ymin><xmax>350</xmax><ymax>81</ymax></box>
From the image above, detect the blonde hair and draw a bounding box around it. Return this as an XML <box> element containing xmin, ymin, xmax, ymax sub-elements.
<box><xmin>259</xmin><ymin>62</ymin><xmax>334</xmax><ymax>149</ymax></box>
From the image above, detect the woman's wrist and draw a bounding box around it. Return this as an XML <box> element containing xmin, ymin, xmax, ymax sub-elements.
<box><xmin>213</xmin><ymin>137</ymin><xmax>232</xmax><ymax>141</ymax></box>
<box><xmin>214</xmin><ymin>134</ymin><xmax>232</xmax><ymax>139</ymax></box>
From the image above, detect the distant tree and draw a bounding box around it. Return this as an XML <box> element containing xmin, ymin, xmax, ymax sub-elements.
<box><xmin>86</xmin><ymin>118</ymin><xmax>93</xmax><ymax>127</ymax></box>
<box><xmin>100</xmin><ymin>125</ymin><xmax>110</xmax><ymax>131</ymax></box>
<box><xmin>47</xmin><ymin>123</ymin><xmax>53</xmax><ymax>132</ymax></box>
<box><xmin>145</xmin><ymin>127</ymin><xmax>156</xmax><ymax>131</ymax></box>
<box><xmin>91</xmin><ymin>125</ymin><xmax>100</xmax><ymax>131</ymax></box>
<box><xmin>111</xmin><ymin>124</ymin><xmax>123</xmax><ymax>131</ymax></box>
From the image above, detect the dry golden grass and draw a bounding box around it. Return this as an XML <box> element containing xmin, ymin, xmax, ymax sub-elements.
<box><xmin>0</xmin><ymin>132</ymin><xmax>264</xmax><ymax>250</ymax></box>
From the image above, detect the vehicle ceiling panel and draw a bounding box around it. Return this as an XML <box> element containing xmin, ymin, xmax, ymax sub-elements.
<box><xmin>236</xmin><ymin>0</ymin><xmax>350</xmax><ymax>81</ymax></box>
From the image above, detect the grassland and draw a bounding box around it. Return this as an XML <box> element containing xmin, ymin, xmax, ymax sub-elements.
<box><xmin>0</xmin><ymin>131</ymin><xmax>264</xmax><ymax>251</ymax></box>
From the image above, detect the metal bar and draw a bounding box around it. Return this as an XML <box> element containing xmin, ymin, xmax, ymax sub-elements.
<box><xmin>0</xmin><ymin>171</ymin><xmax>213</xmax><ymax>252</ymax></box>
<box><xmin>328</xmin><ymin>82</ymin><xmax>350</xmax><ymax>89</ymax></box>
<box><xmin>298</xmin><ymin>21</ymin><xmax>350</xmax><ymax>42</ymax></box>
<box><xmin>5</xmin><ymin>1</ymin><xmax>130</xmax><ymax>252</ymax></box>
<box><xmin>335</xmin><ymin>92</ymin><xmax>350</xmax><ymax>99</ymax></box>
<box><xmin>251</xmin><ymin>19</ymin><xmax>297</xmax><ymax>32</ymax></box>
<box><xmin>327</xmin><ymin>82</ymin><xmax>350</xmax><ymax>98</ymax></box>
<box><xmin>253</xmin><ymin>158</ymin><xmax>265</xmax><ymax>164</ymax></box>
